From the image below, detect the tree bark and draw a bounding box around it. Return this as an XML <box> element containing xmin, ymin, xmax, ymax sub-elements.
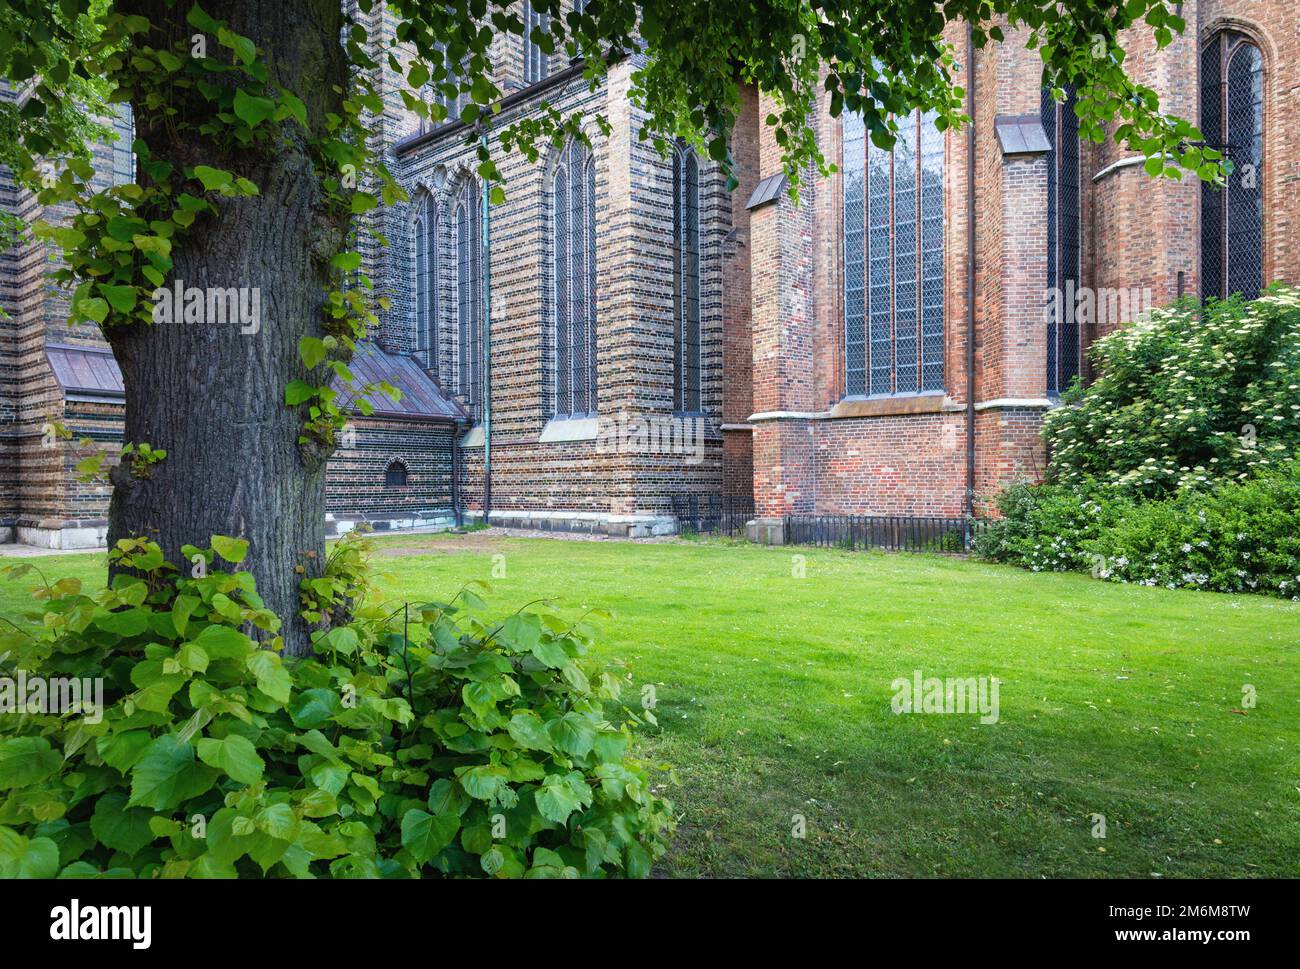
<box><xmin>107</xmin><ymin>0</ymin><xmax>350</xmax><ymax>655</ymax></box>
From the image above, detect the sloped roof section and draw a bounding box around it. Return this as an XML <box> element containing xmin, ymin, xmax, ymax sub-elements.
<box><xmin>746</xmin><ymin>172</ymin><xmax>788</xmax><ymax>211</ymax></box>
<box><xmin>994</xmin><ymin>115</ymin><xmax>1051</xmax><ymax>156</ymax></box>
<box><xmin>45</xmin><ymin>344</ymin><xmax>124</xmax><ymax>403</ymax></box>
<box><xmin>340</xmin><ymin>342</ymin><xmax>468</xmax><ymax>423</ymax></box>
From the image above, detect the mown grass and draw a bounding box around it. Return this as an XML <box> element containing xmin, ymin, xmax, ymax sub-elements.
<box><xmin>3</xmin><ymin>533</ymin><xmax>1297</xmax><ymax>878</ymax></box>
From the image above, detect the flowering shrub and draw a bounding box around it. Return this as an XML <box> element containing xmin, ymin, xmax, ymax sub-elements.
<box><xmin>980</xmin><ymin>288</ymin><xmax>1300</xmax><ymax>599</ymax></box>
<box><xmin>1081</xmin><ymin>469</ymin><xmax>1300</xmax><ymax>597</ymax></box>
<box><xmin>1043</xmin><ymin>287</ymin><xmax>1300</xmax><ymax>497</ymax></box>
<box><xmin>979</xmin><ymin>466</ymin><xmax>1300</xmax><ymax>598</ymax></box>
<box><xmin>0</xmin><ymin>533</ymin><xmax>674</xmax><ymax>878</ymax></box>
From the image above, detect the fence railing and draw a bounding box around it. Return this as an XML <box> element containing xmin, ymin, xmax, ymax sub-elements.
<box><xmin>671</xmin><ymin>494</ymin><xmax>755</xmax><ymax>537</ymax></box>
<box><xmin>783</xmin><ymin>514</ymin><xmax>983</xmax><ymax>553</ymax></box>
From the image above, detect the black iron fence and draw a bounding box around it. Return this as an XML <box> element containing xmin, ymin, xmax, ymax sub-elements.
<box><xmin>671</xmin><ymin>494</ymin><xmax>755</xmax><ymax>537</ymax></box>
<box><xmin>783</xmin><ymin>514</ymin><xmax>984</xmax><ymax>553</ymax></box>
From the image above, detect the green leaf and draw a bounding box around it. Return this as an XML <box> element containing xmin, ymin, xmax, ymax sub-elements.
<box><xmin>211</xmin><ymin>534</ymin><xmax>249</xmax><ymax>564</ymax></box>
<box><xmin>0</xmin><ymin>737</ymin><xmax>62</xmax><ymax>790</ymax></box>
<box><xmin>233</xmin><ymin>88</ymin><xmax>276</xmax><ymax>128</ymax></box>
<box><xmin>289</xmin><ymin>688</ymin><xmax>342</xmax><ymax>729</ymax></box>
<box><xmin>196</xmin><ymin>734</ymin><xmax>265</xmax><ymax>785</ymax></box>
<box><xmin>254</xmin><ymin>802</ymin><xmax>298</xmax><ymax>841</ymax></box>
<box><xmin>400</xmin><ymin>808</ymin><xmax>460</xmax><ymax>864</ymax></box>
<box><xmin>90</xmin><ymin>792</ymin><xmax>155</xmax><ymax>854</ymax></box>
<box><xmin>97</xmin><ymin>729</ymin><xmax>152</xmax><ymax>774</ymax></box>
<box><xmin>284</xmin><ymin>380</ymin><xmax>317</xmax><ymax>405</ymax></box>
<box><xmin>193</xmin><ymin>165</ymin><xmax>233</xmax><ymax>191</ymax></box>
<box><xmin>507</xmin><ymin>711</ymin><xmax>553</xmax><ymax>752</ymax></box>
<box><xmin>534</xmin><ymin>772</ymin><xmax>591</xmax><ymax>825</ymax></box>
<box><xmin>0</xmin><ymin>828</ymin><xmax>59</xmax><ymax>879</ymax></box>
<box><xmin>530</xmin><ymin>637</ymin><xmax>569</xmax><ymax>668</ymax></box>
<box><xmin>298</xmin><ymin>336</ymin><xmax>327</xmax><ymax>369</ymax></box>
<box><xmin>191</xmin><ymin>623</ymin><xmax>254</xmax><ymax>661</ymax></box>
<box><xmin>128</xmin><ymin>735</ymin><xmax>214</xmax><ymax>810</ymax></box>
<box><xmin>547</xmin><ymin>712</ymin><xmax>597</xmax><ymax>757</ymax></box>
<box><xmin>78</xmin><ymin>297</ymin><xmax>109</xmax><ymax>324</ymax></box>
<box><xmin>97</xmin><ymin>284</ymin><xmax>137</xmax><ymax>314</ymax></box>
<box><xmin>456</xmin><ymin>764</ymin><xmax>510</xmax><ymax>801</ymax></box>
<box><xmin>246</xmin><ymin>650</ymin><xmax>292</xmax><ymax>703</ymax></box>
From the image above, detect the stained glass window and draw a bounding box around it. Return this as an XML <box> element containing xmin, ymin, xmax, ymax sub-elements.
<box><xmin>552</xmin><ymin>139</ymin><xmax>598</xmax><ymax>417</ymax></box>
<box><xmin>413</xmin><ymin>193</ymin><xmax>438</xmax><ymax>372</ymax></box>
<box><xmin>1043</xmin><ymin>84</ymin><xmax>1081</xmax><ymax>395</ymax></box>
<box><xmin>672</xmin><ymin>141</ymin><xmax>701</xmax><ymax>412</ymax></box>
<box><xmin>842</xmin><ymin>109</ymin><xmax>945</xmax><ymax>396</ymax></box>
<box><xmin>1201</xmin><ymin>32</ymin><xmax>1264</xmax><ymax>301</ymax></box>
<box><xmin>455</xmin><ymin>179</ymin><xmax>483</xmax><ymax>422</ymax></box>
<box><xmin>523</xmin><ymin>1</ymin><xmax>550</xmax><ymax>85</ymax></box>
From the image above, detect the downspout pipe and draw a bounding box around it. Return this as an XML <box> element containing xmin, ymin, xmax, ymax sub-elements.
<box><xmin>481</xmin><ymin>130</ymin><xmax>493</xmax><ymax>526</ymax></box>
<box><xmin>964</xmin><ymin>25</ymin><xmax>977</xmax><ymax>525</ymax></box>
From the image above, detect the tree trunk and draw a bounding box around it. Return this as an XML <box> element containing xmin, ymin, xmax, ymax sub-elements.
<box><xmin>107</xmin><ymin>0</ymin><xmax>350</xmax><ymax>655</ymax></box>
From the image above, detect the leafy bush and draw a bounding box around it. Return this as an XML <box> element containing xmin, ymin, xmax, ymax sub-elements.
<box><xmin>1080</xmin><ymin>468</ymin><xmax>1300</xmax><ymax>596</ymax></box>
<box><xmin>978</xmin><ymin>466</ymin><xmax>1300</xmax><ymax>598</ymax></box>
<box><xmin>1043</xmin><ymin>287</ymin><xmax>1300</xmax><ymax>497</ymax></box>
<box><xmin>0</xmin><ymin>533</ymin><xmax>674</xmax><ymax>878</ymax></box>
<box><xmin>973</xmin><ymin>483</ymin><xmax>1117</xmax><ymax>573</ymax></box>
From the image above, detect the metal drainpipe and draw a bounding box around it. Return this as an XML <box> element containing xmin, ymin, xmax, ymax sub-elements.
<box><xmin>964</xmin><ymin>25</ymin><xmax>978</xmax><ymax>525</ymax></box>
<box><xmin>480</xmin><ymin>130</ymin><xmax>493</xmax><ymax>526</ymax></box>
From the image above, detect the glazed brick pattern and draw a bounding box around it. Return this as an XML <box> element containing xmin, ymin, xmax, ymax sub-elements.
<box><xmin>326</xmin><ymin>418</ymin><xmax>456</xmax><ymax>517</ymax></box>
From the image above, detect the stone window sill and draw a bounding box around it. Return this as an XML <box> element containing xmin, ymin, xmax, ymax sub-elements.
<box><xmin>830</xmin><ymin>393</ymin><xmax>956</xmax><ymax>419</ymax></box>
<box><xmin>538</xmin><ymin>415</ymin><xmax>600</xmax><ymax>443</ymax></box>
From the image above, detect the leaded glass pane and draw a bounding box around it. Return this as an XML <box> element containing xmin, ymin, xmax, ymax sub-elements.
<box><xmin>1202</xmin><ymin>33</ymin><xmax>1264</xmax><ymax>301</ymax></box>
<box><xmin>524</xmin><ymin>1</ymin><xmax>550</xmax><ymax>85</ymax></box>
<box><xmin>1225</xmin><ymin>43</ymin><xmax>1263</xmax><ymax>300</ymax></box>
<box><xmin>555</xmin><ymin>165</ymin><xmax>570</xmax><ymax>414</ymax></box>
<box><xmin>893</xmin><ymin>116</ymin><xmax>919</xmax><ymax>394</ymax></box>
<box><xmin>1043</xmin><ymin>85</ymin><xmax>1081</xmax><ymax>395</ymax></box>
<box><xmin>570</xmin><ymin>143</ymin><xmax>588</xmax><ymax>415</ymax></box>
<box><xmin>674</xmin><ymin>144</ymin><xmax>702</xmax><ymax>411</ymax></box>
<box><xmin>843</xmin><ymin>111</ymin><xmax>867</xmax><ymax>397</ymax></box>
<box><xmin>919</xmin><ymin>110</ymin><xmax>945</xmax><ymax>392</ymax></box>
<box><xmin>867</xmin><ymin>138</ymin><xmax>892</xmax><ymax>395</ymax></box>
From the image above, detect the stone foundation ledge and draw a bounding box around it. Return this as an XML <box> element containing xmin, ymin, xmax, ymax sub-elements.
<box><xmin>14</xmin><ymin>518</ymin><xmax>110</xmax><ymax>550</ymax></box>
<box><xmin>327</xmin><ymin>511</ymin><xmax>459</xmax><ymax>537</ymax></box>
<box><xmin>462</xmin><ymin>509</ymin><xmax>678</xmax><ymax>539</ymax></box>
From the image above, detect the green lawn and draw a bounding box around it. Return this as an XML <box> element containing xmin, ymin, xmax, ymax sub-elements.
<box><xmin>3</xmin><ymin>533</ymin><xmax>1298</xmax><ymax>878</ymax></box>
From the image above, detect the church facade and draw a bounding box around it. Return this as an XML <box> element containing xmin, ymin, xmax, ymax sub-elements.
<box><xmin>2</xmin><ymin>0</ymin><xmax>1296</xmax><ymax>547</ymax></box>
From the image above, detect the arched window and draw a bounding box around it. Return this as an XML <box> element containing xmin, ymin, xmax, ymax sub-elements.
<box><xmin>385</xmin><ymin>460</ymin><xmax>409</xmax><ymax>487</ymax></box>
<box><xmin>523</xmin><ymin>0</ymin><xmax>549</xmax><ymax>85</ymax></box>
<box><xmin>552</xmin><ymin>138</ymin><xmax>597</xmax><ymax>418</ymax></box>
<box><xmin>672</xmin><ymin>140</ymin><xmax>701</xmax><ymax>412</ymax></box>
<box><xmin>1043</xmin><ymin>84</ymin><xmax>1082</xmax><ymax>395</ymax></box>
<box><xmin>1201</xmin><ymin>31</ymin><xmax>1264</xmax><ymax>301</ymax></box>
<box><xmin>842</xmin><ymin>109</ymin><xmax>944</xmax><ymax>397</ymax></box>
<box><xmin>413</xmin><ymin>192</ymin><xmax>437</xmax><ymax>372</ymax></box>
<box><xmin>455</xmin><ymin>178</ymin><xmax>483</xmax><ymax>422</ymax></box>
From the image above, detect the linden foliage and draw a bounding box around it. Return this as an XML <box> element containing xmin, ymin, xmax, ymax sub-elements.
<box><xmin>0</xmin><ymin>533</ymin><xmax>675</xmax><ymax>878</ymax></box>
